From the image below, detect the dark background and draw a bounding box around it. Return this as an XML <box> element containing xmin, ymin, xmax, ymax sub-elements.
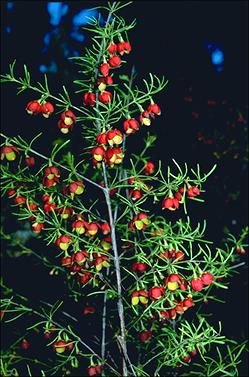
<box><xmin>1</xmin><ymin>1</ymin><xmax>248</xmax><ymax>376</ymax></box>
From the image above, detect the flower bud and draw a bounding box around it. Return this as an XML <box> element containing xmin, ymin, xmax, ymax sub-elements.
<box><xmin>83</xmin><ymin>306</ymin><xmax>96</xmax><ymax>315</ymax></box>
<box><xmin>20</xmin><ymin>339</ymin><xmax>30</xmax><ymax>350</ymax></box>
<box><xmin>149</xmin><ymin>286</ymin><xmax>165</xmax><ymax>300</ymax></box>
<box><xmin>132</xmin><ymin>262</ymin><xmax>147</xmax><ymax>273</ymax></box>
<box><xmin>109</xmin><ymin>55</ymin><xmax>122</xmax><ymax>68</ymax></box>
<box><xmin>144</xmin><ymin>161</ymin><xmax>155</xmax><ymax>175</ymax></box>
<box><xmin>190</xmin><ymin>278</ymin><xmax>204</xmax><ymax>291</ymax></box>
<box><xmin>200</xmin><ymin>272</ymin><xmax>214</xmax><ymax>285</ymax></box>
<box><xmin>24</xmin><ymin>156</ymin><xmax>35</xmax><ymax>168</ymax></box>
<box><xmin>100</xmin><ymin>63</ymin><xmax>110</xmax><ymax>77</ymax></box>
<box><xmin>139</xmin><ymin>330</ymin><xmax>152</xmax><ymax>342</ymax></box>
<box><xmin>107</xmin><ymin>43</ymin><xmax>117</xmax><ymax>54</ymax></box>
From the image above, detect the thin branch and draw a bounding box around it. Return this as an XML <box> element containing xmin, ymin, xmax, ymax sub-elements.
<box><xmin>0</xmin><ymin>132</ymin><xmax>104</xmax><ymax>192</ymax></box>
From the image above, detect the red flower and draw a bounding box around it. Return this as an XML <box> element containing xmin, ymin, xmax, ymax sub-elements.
<box><xmin>162</xmin><ymin>197</ymin><xmax>179</xmax><ymax>211</ymax></box>
<box><xmin>42</xmin><ymin>194</ymin><xmax>51</xmax><ymax>202</ymax></box>
<box><xmin>26</xmin><ymin>100</ymin><xmax>41</xmax><ymax>115</ymax></box>
<box><xmin>99</xmin><ymin>91</ymin><xmax>112</xmax><ymax>104</ymax></box>
<box><xmin>97</xmin><ymin>76</ymin><xmax>113</xmax><ymax>91</ymax></box>
<box><xmin>57</xmin><ymin>119</ymin><xmax>74</xmax><ymax>134</ymax></box>
<box><xmin>129</xmin><ymin>189</ymin><xmax>143</xmax><ymax>201</ymax></box>
<box><xmin>94</xmin><ymin>255</ymin><xmax>110</xmax><ymax>271</ymax></box>
<box><xmin>52</xmin><ymin>340</ymin><xmax>68</xmax><ymax>354</ymax></box>
<box><xmin>55</xmin><ymin>235</ymin><xmax>72</xmax><ymax>251</ymax></box>
<box><xmin>69</xmin><ymin>180</ymin><xmax>85</xmax><ymax>196</ymax></box>
<box><xmin>1</xmin><ymin>145</ymin><xmax>19</xmax><ymax>161</ymax></box>
<box><xmin>60</xmin><ymin>256</ymin><xmax>72</xmax><ymax>267</ymax></box>
<box><xmin>96</xmin><ymin>133</ymin><xmax>108</xmax><ymax>145</ymax></box>
<box><xmin>182</xmin><ymin>297</ymin><xmax>194</xmax><ymax>310</ymax></box>
<box><xmin>91</xmin><ymin>146</ymin><xmax>106</xmax><ymax>162</ymax></box>
<box><xmin>44</xmin><ymin>166</ymin><xmax>60</xmax><ymax>180</ymax></box>
<box><xmin>187</xmin><ymin>186</ymin><xmax>200</xmax><ymax>198</ymax></box>
<box><xmin>7</xmin><ymin>189</ymin><xmax>16</xmax><ymax>197</ymax></box>
<box><xmin>105</xmin><ymin>147</ymin><xmax>124</xmax><ymax>167</ymax></box>
<box><xmin>61</xmin><ymin>109</ymin><xmax>76</xmax><ymax>125</ymax></box>
<box><xmin>83</xmin><ymin>92</ymin><xmax>96</xmax><ymax>106</ymax></box>
<box><xmin>43</xmin><ymin>201</ymin><xmax>57</xmax><ymax>213</ymax></box>
<box><xmin>73</xmin><ymin>250</ymin><xmax>89</xmax><ymax>264</ymax></box>
<box><xmin>139</xmin><ymin>110</ymin><xmax>152</xmax><ymax>126</ymax></box>
<box><xmin>78</xmin><ymin>271</ymin><xmax>93</xmax><ymax>284</ymax></box>
<box><xmin>56</xmin><ymin>206</ymin><xmax>73</xmax><ymax>220</ymax></box>
<box><xmin>131</xmin><ymin>290</ymin><xmax>148</xmax><ymax>305</ymax></box>
<box><xmin>107</xmin><ymin>129</ymin><xmax>123</xmax><ymax>146</ymax></box>
<box><xmin>147</xmin><ymin>103</ymin><xmax>161</xmax><ymax>115</ymax></box>
<box><xmin>87</xmin><ymin>365</ymin><xmax>103</xmax><ymax>376</ymax></box>
<box><xmin>40</xmin><ymin>102</ymin><xmax>54</xmax><ymax>118</ymax></box>
<box><xmin>182</xmin><ymin>355</ymin><xmax>191</xmax><ymax>363</ymax></box>
<box><xmin>129</xmin><ymin>213</ymin><xmax>150</xmax><ymax>231</ymax></box>
<box><xmin>72</xmin><ymin>220</ymin><xmax>86</xmax><ymax>235</ymax></box>
<box><xmin>109</xmin><ymin>55</ymin><xmax>122</xmax><ymax>68</ymax></box>
<box><xmin>164</xmin><ymin>274</ymin><xmax>182</xmax><ymax>291</ymax></box>
<box><xmin>85</xmin><ymin>222</ymin><xmax>99</xmax><ymax>236</ymax></box>
<box><xmin>31</xmin><ymin>222</ymin><xmax>44</xmax><ymax>234</ymax></box>
<box><xmin>100</xmin><ymin>223</ymin><xmax>111</xmax><ymax>235</ymax></box>
<box><xmin>14</xmin><ymin>196</ymin><xmax>26</xmax><ymax>206</ymax></box>
<box><xmin>123</xmin><ymin>118</ymin><xmax>140</xmax><ymax>134</ymax></box>
<box><xmin>117</xmin><ymin>41</ymin><xmax>132</xmax><ymax>55</ymax></box>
